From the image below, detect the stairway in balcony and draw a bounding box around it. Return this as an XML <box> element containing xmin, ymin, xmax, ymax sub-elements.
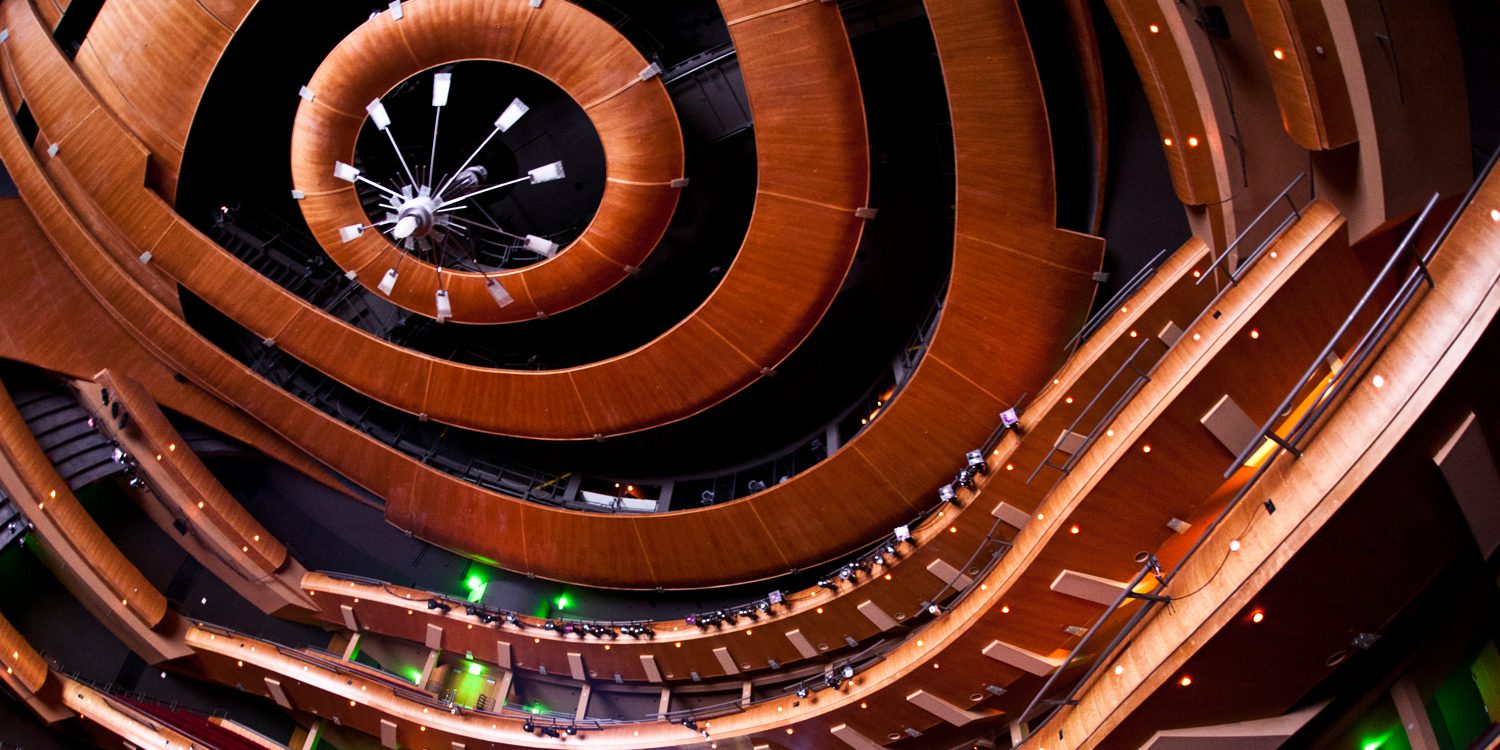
<box><xmin>8</xmin><ymin>378</ymin><xmax>122</xmax><ymax>491</ymax></box>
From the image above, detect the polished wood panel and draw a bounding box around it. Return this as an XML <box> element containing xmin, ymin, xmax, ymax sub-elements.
<box><xmin>291</xmin><ymin>0</ymin><xmax>685</xmax><ymax>324</ymax></box>
<box><xmin>0</xmin><ymin>609</ymin><xmax>47</xmax><ymax>695</ymax></box>
<box><xmin>0</xmin><ymin>197</ymin><xmax>355</xmax><ymax>503</ymax></box>
<box><xmin>72</xmin><ymin>0</ymin><xmax>256</xmax><ymax>200</ymax></box>
<box><xmin>1102</xmin><ymin>0</ymin><xmax>1233</xmax><ymax>207</ymax></box>
<box><xmin>1242</xmin><ymin>0</ymin><xmax>1357</xmax><ymax>150</ymax></box>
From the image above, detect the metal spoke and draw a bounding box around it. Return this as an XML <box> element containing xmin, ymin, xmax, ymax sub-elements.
<box><xmin>383</xmin><ymin>127</ymin><xmax>420</xmax><ymax>189</ymax></box>
<box><xmin>357</xmin><ymin>175</ymin><xmax>407</xmax><ymax>202</ymax></box>
<box><xmin>442</xmin><ymin>174</ymin><xmax>532</xmax><ymax>204</ymax></box>
<box><xmin>428</xmin><ymin>106</ymin><xmax>442</xmax><ymax>191</ymax></box>
<box><xmin>450</xmin><ymin>215</ymin><xmax>524</xmax><ymax>241</ymax></box>
<box><xmin>435</xmin><ymin>124</ymin><xmax>503</xmax><ymax>198</ymax></box>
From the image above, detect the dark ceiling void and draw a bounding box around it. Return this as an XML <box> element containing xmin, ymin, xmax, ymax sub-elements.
<box><xmin>1087</xmin><ymin>0</ymin><xmax>1193</xmax><ymax>311</ymax></box>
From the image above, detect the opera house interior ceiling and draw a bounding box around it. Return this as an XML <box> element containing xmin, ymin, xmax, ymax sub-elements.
<box><xmin>0</xmin><ymin>0</ymin><xmax>1498</xmax><ymax>749</ymax></box>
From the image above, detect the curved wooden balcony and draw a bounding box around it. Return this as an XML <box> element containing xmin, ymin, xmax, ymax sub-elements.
<box><xmin>0</xmin><ymin>377</ymin><xmax>190</xmax><ymax>662</ymax></box>
<box><xmin>1102</xmin><ymin>0</ymin><xmax>1234</xmax><ymax>208</ymax></box>
<box><xmin>0</xmin><ymin>0</ymin><xmax>1091</xmax><ymax>588</ymax></box>
<box><xmin>0</xmin><ymin>0</ymin><xmax>864</xmax><ymax>439</ymax></box>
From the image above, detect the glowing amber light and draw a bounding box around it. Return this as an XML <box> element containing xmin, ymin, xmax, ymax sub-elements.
<box><xmin>1250</xmin><ymin>329</ymin><xmax>1261</xmax><ymax>339</ymax></box>
<box><xmin>884</xmin><ymin>573</ymin><xmax>892</xmax><ymax>580</ymax></box>
<box><xmin>1192</xmin><ymin>269</ymin><xmax>1201</xmax><ymax>278</ymax></box>
<box><xmin>1372</xmin><ymin>374</ymin><xmax>1386</xmax><ymax>388</ymax></box>
<box><xmin>1069</xmin><ymin>525</ymin><xmax>1081</xmax><ymax>535</ymax></box>
<box><xmin>1001</xmin><ymin>605</ymin><xmax>1011</xmax><ymax>614</ymax></box>
<box><xmin>1188</xmin><ymin>136</ymin><xmax>1200</xmax><ymax>147</ymax></box>
<box><xmin>1252</xmin><ymin>610</ymin><xmax>1265</xmax><ymax>623</ymax></box>
<box><xmin>816</xmin><ymin>607</ymin><xmax>824</xmax><ymax>614</ymax></box>
<box><xmin>786</xmin><ymin>728</ymin><xmax>795</xmax><ymax>735</ymax></box>
<box><xmin>1114</xmin><ymin>665</ymin><xmax>1125</xmax><ymax>675</ymax></box>
<box><xmin>1490</xmin><ymin>209</ymin><xmax>1500</xmax><ymax>222</ymax></box>
<box><xmin>1179</xmin><ymin>676</ymin><xmax>1193</xmax><ymax>687</ymax></box>
<box><xmin>860</xmin><ymin>702</ymin><xmax>868</xmax><ymax>709</ymax></box>
<box><xmin>949</xmin><ymin>526</ymin><xmax>958</xmax><ymax>534</ymax></box>
<box><xmin>1064</xmin><ymin>396</ymin><xmax>1074</xmax><ymax>404</ymax></box>
<box><xmin>1141</xmin><ymin>444</ymin><xmax>1153</xmax><ymax>453</ymax></box>
<box><xmin>1005</xmin><ymin>463</ymin><xmax>1015</xmax><ymax>471</ymax></box>
<box><xmin>1272</xmin><ymin>48</ymin><xmax>1285</xmax><ymax>60</ymax></box>
<box><xmin>1149</xmin><ymin>23</ymin><xmax>1160</xmax><ymax>33</ymax></box>
<box><xmin>1163</xmin><ymin>137</ymin><xmax>1174</xmax><ymax>147</ymax></box>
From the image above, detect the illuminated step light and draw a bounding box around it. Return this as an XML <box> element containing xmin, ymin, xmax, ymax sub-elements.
<box><xmin>333</xmin><ymin>161</ymin><xmax>360</xmax><ymax>183</ymax></box>
<box><xmin>528</xmin><ymin>161</ymin><xmax>566</xmax><ymax>184</ymax></box>
<box><xmin>366</xmin><ymin>99</ymin><xmax>392</xmax><ymax>131</ymax></box>
<box><xmin>432</xmin><ymin>72</ymin><xmax>452</xmax><ymax>107</ymax></box>
<box><xmin>486</xmin><ymin>278</ymin><xmax>514</xmax><ymax>308</ymax></box>
<box><xmin>377</xmin><ymin>268</ymin><xmax>399</xmax><ymax>296</ymax></box>
<box><xmin>435</xmin><ymin>290</ymin><xmax>452</xmax><ymax>322</ymax></box>
<box><xmin>496</xmin><ymin>98</ymin><xmax>530</xmax><ymax>132</ymax></box>
<box><xmin>338</xmin><ymin>225</ymin><xmax>364</xmax><ymax>243</ymax></box>
<box><xmin>525</xmin><ymin>234</ymin><xmax>560</xmax><ymax>257</ymax></box>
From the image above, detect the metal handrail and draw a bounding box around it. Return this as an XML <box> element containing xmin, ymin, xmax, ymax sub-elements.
<box><xmin>1016</xmin><ymin>560</ymin><xmax>1163</xmax><ymax>726</ymax></box>
<box><xmin>1026</xmin><ymin>336</ymin><xmax>1164</xmax><ymax>486</ymax></box>
<box><xmin>1020</xmin><ymin>150</ymin><xmax>1500</xmax><ymax>743</ymax></box>
<box><xmin>1221</xmin><ymin>191</ymin><xmax>1441</xmax><ymax>477</ymax></box>
<box><xmin>1064</xmin><ymin>247</ymin><xmax>1170</xmax><ymax>351</ymax></box>
<box><xmin>1196</xmin><ymin>173</ymin><xmax>1305</xmax><ymax>286</ymax></box>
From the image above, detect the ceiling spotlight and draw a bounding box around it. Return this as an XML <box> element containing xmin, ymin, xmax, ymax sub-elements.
<box><xmin>377</xmin><ymin>268</ymin><xmax>398</xmax><ymax>296</ymax></box>
<box><xmin>938</xmin><ymin>484</ymin><xmax>958</xmax><ymax>504</ymax></box>
<box><xmin>432</xmin><ymin>72</ymin><xmax>452</xmax><ymax>107</ymax></box>
<box><xmin>366</xmin><ymin>99</ymin><xmax>392</xmax><ymax>131</ymax></box>
<box><xmin>485</xmin><ymin>278</ymin><xmax>514</xmax><ymax>308</ymax></box>
<box><xmin>338</xmin><ymin>224</ymin><xmax>364</xmax><ymax>243</ymax></box>
<box><xmin>496</xmin><ymin>98</ymin><xmax>530</xmax><ymax>132</ymax></box>
<box><xmin>524</xmin><ymin>235</ymin><xmax>560</xmax><ymax>258</ymax></box>
<box><xmin>817</xmin><ymin>578</ymin><xmax>837</xmax><ymax>591</ymax></box>
<box><xmin>795</xmin><ymin>686</ymin><xmax>809</xmax><ymax>699</ymax></box>
<box><xmin>840</xmin><ymin>665</ymin><xmax>854</xmax><ymax>679</ymax></box>
<box><xmin>333</xmin><ymin>161</ymin><xmax>360</xmax><ymax>183</ymax></box>
<box><xmin>528</xmin><ymin>161</ymin><xmax>566</xmax><ymax>184</ymax></box>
